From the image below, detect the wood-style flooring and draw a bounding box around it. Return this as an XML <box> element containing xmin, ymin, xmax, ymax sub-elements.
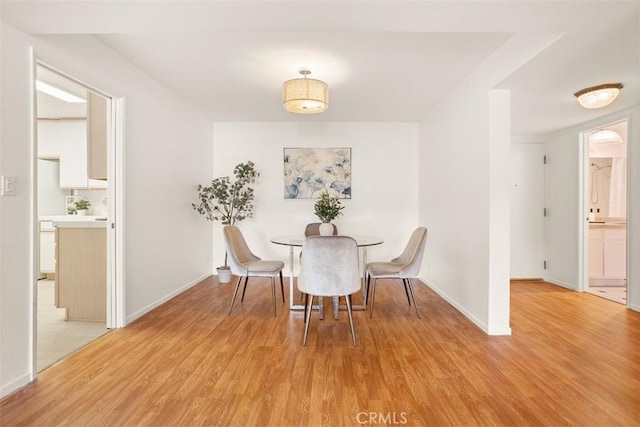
<box><xmin>1</xmin><ymin>278</ymin><xmax>638</xmax><ymax>426</ymax></box>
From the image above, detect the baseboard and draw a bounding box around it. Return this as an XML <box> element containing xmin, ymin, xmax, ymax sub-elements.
<box><xmin>510</xmin><ymin>277</ymin><xmax>543</xmax><ymax>281</ymax></box>
<box><xmin>126</xmin><ymin>273</ymin><xmax>211</xmax><ymax>324</ymax></box>
<box><xmin>416</xmin><ymin>278</ymin><xmax>511</xmax><ymax>336</ymax></box>
<box><xmin>543</xmin><ymin>278</ymin><xmax>576</xmax><ymax>290</ymax></box>
<box><xmin>0</xmin><ymin>372</ymin><xmax>32</xmax><ymax>400</ymax></box>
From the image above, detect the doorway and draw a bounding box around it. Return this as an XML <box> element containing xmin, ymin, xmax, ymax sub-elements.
<box><xmin>34</xmin><ymin>63</ymin><xmax>123</xmax><ymax>371</ymax></box>
<box><xmin>581</xmin><ymin>120</ymin><xmax>628</xmax><ymax>305</ymax></box>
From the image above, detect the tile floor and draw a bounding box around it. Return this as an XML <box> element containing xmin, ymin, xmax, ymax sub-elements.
<box><xmin>586</xmin><ymin>286</ymin><xmax>627</xmax><ymax>305</ymax></box>
<box><xmin>37</xmin><ymin>280</ymin><xmax>109</xmax><ymax>372</ymax></box>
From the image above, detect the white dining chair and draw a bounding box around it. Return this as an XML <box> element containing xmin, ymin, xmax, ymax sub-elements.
<box><xmin>224</xmin><ymin>225</ymin><xmax>285</xmax><ymax>316</ymax></box>
<box><xmin>366</xmin><ymin>227</ymin><xmax>427</xmax><ymax>319</ymax></box>
<box><xmin>297</xmin><ymin>236</ymin><xmax>361</xmax><ymax>346</ymax></box>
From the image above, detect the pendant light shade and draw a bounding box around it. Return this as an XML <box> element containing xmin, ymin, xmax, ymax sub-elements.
<box><xmin>574</xmin><ymin>83</ymin><xmax>623</xmax><ymax>109</ymax></box>
<box><xmin>282</xmin><ymin>69</ymin><xmax>328</xmax><ymax>114</ymax></box>
<box><xmin>589</xmin><ymin>129</ymin><xmax>622</xmax><ymax>145</ymax></box>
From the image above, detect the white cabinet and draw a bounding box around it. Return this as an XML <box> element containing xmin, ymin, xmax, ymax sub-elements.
<box><xmin>58</xmin><ymin>120</ymin><xmax>89</xmax><ymax>188</ymax></box>
<box><xmin>589</xmin><ymin>226</ymin><xmax>626</xmax><ymax>281</ymax></box>
<box><xmin>589</xmin><ymin>228</ymin><xmax>604</xmax><ymax>278</ymax></box>
<box><xmin>603</xmin><ymin>228</ymin><xmax>626</xmax><ymax>278</ymax></box>
<box><xmin>39</xmin><ymin>222</ymin><xmax>56</xmax><ymax>274</ymax></box>
<box><xmin>39</xmin><ymin>118</ymin><xmax>107</xmax><ymax>189</ymax></box>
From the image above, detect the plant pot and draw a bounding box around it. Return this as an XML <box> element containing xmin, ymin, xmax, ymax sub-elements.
<box><xmin>217</xmin><ymin>266</ymin><xmax>232</xmax><ymax>283</ymax></box>
<box><xmin>76</xmin><ymin>209</ymin><xmax>88</xmax><ymax>216</ymax></box>
<box><xmin>319</xmin><ymin>222</ymin><xmax>334</xmax><ymax>236</ymax></box>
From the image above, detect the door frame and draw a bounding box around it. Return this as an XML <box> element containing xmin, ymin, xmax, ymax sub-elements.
<box><xmin>579</xmin><ymin>117</ymin><xmax>629</xmax><ymax>300</ymax></box>
<box><xmin>31</xmin><ymin>58</ymin><xmax>126</xmax><ymax>376</ymax></box>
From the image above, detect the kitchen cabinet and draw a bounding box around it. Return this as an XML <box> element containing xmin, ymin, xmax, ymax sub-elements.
<box><xmin>39</xmin><ymin>221</ymin><xmax>56</xmax><ymax>275</ymax></box>
<box><xmin>87</xmin><ymin>92</ymin><xmax>108</xmax><ymax>180</ymax></box>
<box><xmin>55</xmin><ymin>225</ymin><xmax>107</xmax><ymax>321</ymax></box>
<box><xmin>53</xmin><ymin>118</ymin><xmax>106</xmax><ymax>189</ymax></box>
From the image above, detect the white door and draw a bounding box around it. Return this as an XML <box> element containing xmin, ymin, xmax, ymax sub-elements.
<box><xmin>510</xmin><ymin>143</ymin><xmax>545</xmax><ymax>278</ymax></box>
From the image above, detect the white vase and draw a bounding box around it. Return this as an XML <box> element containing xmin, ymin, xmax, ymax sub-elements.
<box><xmin>217</xmin><ymin>267</ymin><xmax>232</xmax><ymax>283</ymax></box>
<box><xmin>319</xmin><ymin>222</ymin><xmax>334</xmax><ymax>236</ymax></box>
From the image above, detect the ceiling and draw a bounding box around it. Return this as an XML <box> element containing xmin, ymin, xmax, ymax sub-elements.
<box><xmin>5</xmin><ymin>0</ymin><xmax>638</xmax><ymax>136</ymax></box>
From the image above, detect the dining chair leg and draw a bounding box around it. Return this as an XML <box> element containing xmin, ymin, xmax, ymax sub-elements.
<box><xmin>369</xmin><ymin>278</ymin><xmax>377</xmax><ymax>318</ymax></box>
<box><xmin>364</xmin><ymin>272</ymin><xmax>370</xmax><ymax>305</ymax></box>
<box><xmin>346</xmin><ymin>295</ymin><xmax>357</xmax><ymax>346</ymax></box>
<box><xmin>303</xmin><ymin>295</ymin><xmax>314</xmax><ymax>346</ymax></box>
<box><xmin>228</xmin><ymin>276</ymin><xmax>243</xmax><ymax>314</ymax></box>
<box><xmin>407</xmin><ymin>278</ymin><xmax>421</xmax><ymax>319</ymax></box>
<box><xmin>303</xmin><ymin>293</ymin><xmax>309</xmax><ymax>324</ymax></box>
<box><xmin>402</xmin><ymin>278</ymin><xmax>412</xmax><ymax>306</ymax></box>
<box><xmin>240</xmin><ymin>276</ymin><xmax>250</xmax><ymax>302</ymax></box>
<box><xmin>271</xmin><ymin>277</ymin><xmax>277</xmax><ymax>316</ymax></box>
<box><xmin>279</xmin><ymin>271</ymin><xmax>285</xmax><ymax>303</ymax></box>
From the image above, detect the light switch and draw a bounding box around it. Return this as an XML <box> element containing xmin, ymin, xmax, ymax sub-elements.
<box><xmin>1</xmin><ymin>176</ymin><xmax>16</xmax><ymax>196</ymax></box>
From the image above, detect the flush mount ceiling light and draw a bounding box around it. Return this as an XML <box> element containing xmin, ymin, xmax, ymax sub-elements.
<box><xmin>282</xmin><ymin>69</ymin><xmax>328</xmax><ymax>114</ymax></box>
<box><xmin>36</xmin><ymin>80</ymin><xmax>86</xmax><ymax>103</ymax></box>
<box><xmin>574</xmin><ymin>83</ymin><xmax>623</xmax><ymax>109</ymax></box>
<box><xmin>589</xmin><ymin>129</ymin><xmax>622</xmax><ymax>145</ymax></box>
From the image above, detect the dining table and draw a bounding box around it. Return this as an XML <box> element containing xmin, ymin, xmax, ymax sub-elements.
<box><xmin>270</xmin><ymin>234</ymin><xmax>383</xmax><ymax>316</ymax></box>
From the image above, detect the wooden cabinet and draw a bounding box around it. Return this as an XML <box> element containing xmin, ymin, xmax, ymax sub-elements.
<box><xmin>87</xmin><ymin>92</ymin><xmax>108</xmax><ymax>181</ymax></box>
<box><xmin>55</xmin><ymin>226</ymin><xmax>107</xmax><ymax>321</ymax></box>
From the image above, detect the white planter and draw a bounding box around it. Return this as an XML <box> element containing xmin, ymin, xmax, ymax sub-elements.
<box><xmin>76</xmin><ymin>209</ymin><xmax>88</xmax><ymax>216</ymax></box>
<box><xmin>217</xmin><ymin>267</ymin><xmax>232</xmax><ymax>283</ymax></box>
<box><xmin>319</xmin><ymin>222</ymin><xmax>334</xmax><ymax>236</ymax></box>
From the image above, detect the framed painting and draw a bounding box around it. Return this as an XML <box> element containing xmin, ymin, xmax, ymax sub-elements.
<box><xmin>283</xmin><ymin>148</ymin><xmax>351</xmax><ymax>199</ymax></box>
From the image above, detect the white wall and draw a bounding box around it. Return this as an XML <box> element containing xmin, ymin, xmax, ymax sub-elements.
<box><xmin>544</xmin><ymin>106</ymin><xmax>640</xmax><ymax>311</ymax></box>
<box><xmin>211</xmin><ymin>122</ymin><xmax>419</xmax><ymax>275</ymax></box>
<box><xmin>0</xmin><ymin>23</ymin><xmax>214</xmax><ymax>397</ymax></box>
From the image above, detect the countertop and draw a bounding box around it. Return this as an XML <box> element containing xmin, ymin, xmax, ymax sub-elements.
<box><xmin>40</xmin><ymin>215</ymin><xmax>108</xmax><ymax>229</ymax></box>
<box><xmin>589</xmin><ymin>221</ymin><xmax>626</xmax><ymax>229</ymax></box>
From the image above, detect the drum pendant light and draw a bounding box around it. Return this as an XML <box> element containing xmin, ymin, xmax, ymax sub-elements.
<box><xmin>282</xmin><ymin>69</ymin><xmax>328</xmax><ymax>114</ymax></box>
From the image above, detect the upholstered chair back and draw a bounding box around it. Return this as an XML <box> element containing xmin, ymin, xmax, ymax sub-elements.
<box><xmin>223</xmin><ymin>225</ymin><xmax>260</xmax><ymax>276</ymax></box>
<box><xmin>298</xmin><ymin>236</ymin><xmax>360</xmax><ymax>297</ymax></box>
<box><xmin>391</xmin><ymin>227</ymin><xmax>428</xmax><ymax>277</ymax></box>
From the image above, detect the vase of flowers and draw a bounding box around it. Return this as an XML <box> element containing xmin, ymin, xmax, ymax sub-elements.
<box><xmin>314</xmin><ymin>191</ymin><xmax>344</xmax><ymax>235</ymax></box>
<box><xmin>192</xmin><ymin>161</ymin><xmax>259</xmax><ymax>283</ymax></box>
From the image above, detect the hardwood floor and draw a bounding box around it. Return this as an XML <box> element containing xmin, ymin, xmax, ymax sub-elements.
<box><xmin>1</xmin><ymin>278</ymin><xmax>638</xmax><ymax>426</ymax></box>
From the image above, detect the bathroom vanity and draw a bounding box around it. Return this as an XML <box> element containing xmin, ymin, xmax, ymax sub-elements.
<box><xmin>589</xmin><ymin>222</ymin><xmax>627</xmax><ymax>286</ymax></box>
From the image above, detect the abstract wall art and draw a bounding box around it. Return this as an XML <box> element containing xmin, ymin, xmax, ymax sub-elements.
<box><xmin>283</xmin><ymin>148</ymin><xmax>351</xmax><ymax>199</ymax></box>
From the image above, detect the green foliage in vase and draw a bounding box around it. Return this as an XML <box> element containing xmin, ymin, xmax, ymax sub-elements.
<box><xmin>314</xmin><ymin>191</ymin><xmax>344</xmax><ymax>223</ymax></box>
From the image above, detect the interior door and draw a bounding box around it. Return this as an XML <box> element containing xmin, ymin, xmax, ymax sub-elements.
<box><xmin>510</xmin><ymin>143</ymin><xmax>545</xmax><ymax>278</ymax></box>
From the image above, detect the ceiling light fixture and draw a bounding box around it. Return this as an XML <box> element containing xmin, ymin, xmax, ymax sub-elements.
<box><xmin>589</xmin><ymin>129</ymin><xmax>622</xmax><ymax>145</ymax></box>
<box><xmin>574</xmin><ymin>83</ymin><xmax>623</xmax><ymax>109</ymax></box>
<box><xmin>36</xmin><ymin>80</ymin><xmax>86</xmax><ymax>103</ymax></box>
<box><xmin>282</xmin><ymin>69</ymin><xmax>328</xmax><ymax>114</ymax></box>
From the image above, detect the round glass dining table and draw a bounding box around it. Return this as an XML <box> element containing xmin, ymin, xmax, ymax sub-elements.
<box><xmin>270</xmin><ymin>235</ymin><xmax>383</xmax><ymax>312</ymax></box>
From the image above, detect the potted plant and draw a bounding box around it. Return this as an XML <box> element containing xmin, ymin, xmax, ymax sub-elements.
<box><xmin>314</xmin><ymin>190</ymin><xmax>344</xmax><ymax>235</ymax></box>
<box><xmin>192</xmin><ymin>161</ymin><xmax>259</xmax><ymax>283</ymax></box>
<box><xmin>72</xmin><ymin>199</ymin><xmax>91</xmax><ymax>216</ymax></box>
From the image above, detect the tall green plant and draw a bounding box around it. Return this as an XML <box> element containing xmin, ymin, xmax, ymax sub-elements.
<box><xmin>192</xmin><ymin>161</ymin><xmax>259</xmax><ymax>266</ymax></box>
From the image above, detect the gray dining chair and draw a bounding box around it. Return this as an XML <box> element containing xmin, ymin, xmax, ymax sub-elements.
<box><xmin>223</xmin><ymin>225</ymin><xmax>285</xmax><ymax>316</ymax></box>
<box><xmin>297</xmin><ymin>236</ymin><xmax>361</xmax><ymax>346</ymax></box>
<box><xmin>366</xmin><ymin>227</ymin><xmax>427</xmax><ymax>319</ymax></box>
